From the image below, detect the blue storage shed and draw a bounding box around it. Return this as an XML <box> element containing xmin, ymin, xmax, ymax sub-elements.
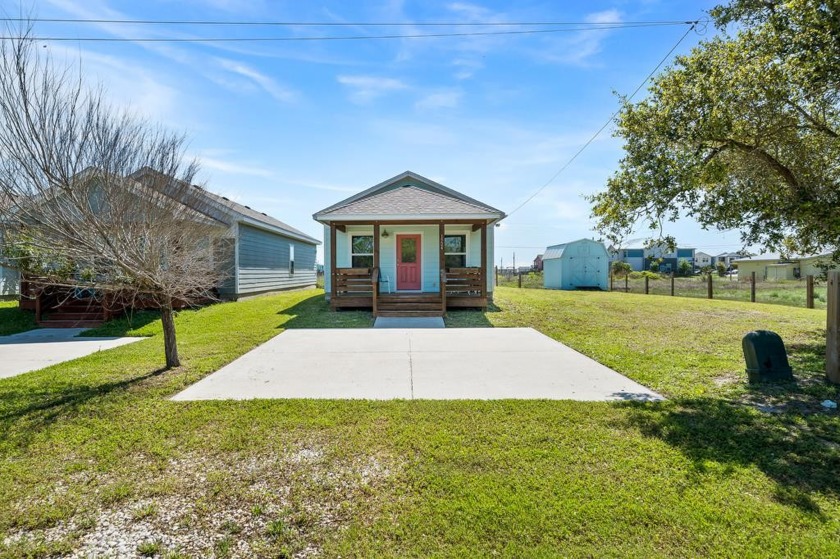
<box><xmin>543</xmin><ymin>239</ymin><xmax>610</xmax><ymax>290</ymax></box>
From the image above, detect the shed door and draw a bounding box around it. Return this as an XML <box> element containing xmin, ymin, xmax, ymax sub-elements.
<box><xmin>396</xmin><ymin>234</ymin><xmax>422</xmax><ymax>290</ymax></box>
<box><xmin>569</xmin><ymin>244</ymin><xmax>602</xmax><ymax>287</ymax></box>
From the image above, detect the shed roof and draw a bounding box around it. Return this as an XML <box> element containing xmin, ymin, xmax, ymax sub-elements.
<box><xmin>732</xmin><ymin>252</ymin><xmax>831</xmax><ymax>263</ymax></box>
<box><xmin>313</xmin><ymin>170</ymin><xmax>504</xmax><ymax>222</ymax></box>
<box><xmin>543</xmin><ymin>238</ymin><xmax>605</xmax><ymax>260</ymax></box>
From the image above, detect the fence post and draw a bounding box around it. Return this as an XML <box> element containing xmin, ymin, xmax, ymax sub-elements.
<box><xmin>806</xmin><ymin>274</ymin><xmax>815</xmax><ymax>309</ymax></box>
<box><xmin>750</xmin><ymin>271</ymin><xmax>756</xmax><ymax>303</ymax></box>
<box><xmin>610</xmin><ymin>273</ymin><xmax>614</xmax><ymax>292</ymax></box>
<box><xmin>518</xmin><ymin>272</ymin><xmax>522</xmax><ymax>288</ymax></box>
<box><xmin>670</xmin><ymin>273</ymin><xmax>675</xmax><ymax>296</ymax></box>
<box><xmin>826</xmin><ymin>271</ymin><xmax>840</xmax><ymax>384</ymax></box>
<box><xmin>644</xmin><ymin>275</ymin><xmax>649</xmax><ymax>295</ymax></box>
<box><xmin>625</xmin><ymin>275</ymin><xmax>628</xmax><ymax>292</ymax></box>
<box><xmin>495</xmin><ymin>266</ymin><xmax>499</xmax><ymax>286</ymax></box>
<box><xmin>707</xmin><ymin>273</ymin><xmax>713</xmax><ymax>299</ymax></box>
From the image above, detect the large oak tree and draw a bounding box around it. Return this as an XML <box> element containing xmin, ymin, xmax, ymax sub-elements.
<box><xmin>590</xmin><ymin>0</ymin><xmax>840</xmax><ymax>257</ymax></box>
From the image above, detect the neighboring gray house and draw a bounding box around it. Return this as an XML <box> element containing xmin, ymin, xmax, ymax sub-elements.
<box><xmin>131</xmin><ymin>168</ymin><xmax>320</xmax><ymax>299</ymax></box>
<box><xmin>543</xmin><ymin>239</ymin><xmax>610</xmax><ymax>291</ymax></box>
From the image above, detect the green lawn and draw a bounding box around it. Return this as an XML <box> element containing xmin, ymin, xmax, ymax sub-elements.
<box><xmin>0</xmin><ymin>299</ymin><xmax>37</xmax><ymax>336</ymax></box>
<box><xmin>1</xmin><ymin>287</ymin><xmax>838</xmax><ymax>557</ymax></box>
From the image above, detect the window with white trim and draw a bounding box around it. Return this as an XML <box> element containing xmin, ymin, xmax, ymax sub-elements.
<box><xmin>444</xmin><ymin>234</ymin><xmax>467</xmax><ymax>268</ymax></box>
<box><xmin>289</xmin><ymin>244</ymin><xmax>295</xmax><ymax>275</ymax></box>
<box><xmin>351</xmin><ymin>235</ymin><xmax>374</xmax><ymax>268</ymax></box>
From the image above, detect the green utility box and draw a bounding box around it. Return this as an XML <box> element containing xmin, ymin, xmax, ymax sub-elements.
<box><xmin>742</xmin><ymin>330</ymin><xmax>793</xmax><ymax>383</ymax></box>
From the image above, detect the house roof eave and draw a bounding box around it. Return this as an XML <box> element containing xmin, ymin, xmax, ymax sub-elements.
<box><xmin>314</xmin><ymin>213</ymin><xmax>504</xmax><ymax>224</ymax></box>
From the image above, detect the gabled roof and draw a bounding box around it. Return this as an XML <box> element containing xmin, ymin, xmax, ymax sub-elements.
<box><xmin>313</xmin><ymin>170</ymin><xmax>505</xmax><ymax>222</ymax></box>
<box><xmin>543</xmin><ymin>238</ymin><xmax>604</xmax><ymax>260</ymax></box>
<box><xmin>131</xmin><ymin>168</ymin><xmax>319</xmax><ymax>245</ymax></box>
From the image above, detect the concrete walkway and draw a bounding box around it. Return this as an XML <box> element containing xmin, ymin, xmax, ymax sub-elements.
<box><xmin>172</xmin><ymin>328</ymin><xmax>662</xmax><ymax>401</ymax></box>
<box><xmin>0</xmin><ymin>328</ymin><xmax>144</xmax><ymax>380</ymax></box>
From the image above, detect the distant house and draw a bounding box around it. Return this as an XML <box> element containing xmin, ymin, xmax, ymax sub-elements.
<box><xmin>732</xmin><ymin>253</ymin><xmax>835</xmax><ymax>281</ymax></box>
<box><xmin>543</xmin><ymin>239</ymin><xmax>610</xmax><ymax>291</ymax></box>
<box><xmin>533</xmin><ymin>254</ymin><xmax>544</xmax><ymax>272</ymax></box>
<box><xmin>313</xmin><ymin>170</ymin><xmax>505</xmax><ymax>316</ymax></box>
<box><xmin>13</xmin><ymin>168</ymin><xmax>319</xmax><ymax>326</ymax></box>
<box><xmin>611</xmin><ymin>240</ymin><xmax>695</xmax><ymax>273</ymax></box>
<box><xmin>714</xmin><ymin>251</ymin><xmax>748</xmax><ymax>269</ymax></box>
<box><xmin>694</xmin><ymin>251</ymin><xmax>713</xmax><ymax>268</ymax></box>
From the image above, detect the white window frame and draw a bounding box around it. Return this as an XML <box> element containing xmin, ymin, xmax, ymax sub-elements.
<box><xmin>443</xmin><ymin>233</ymin><xmax>468</xmax><ymax>269</ymax></box>
<box><xmin>350</xmin><ymin>234</ymin><xmax>374</xmax><ymax>268</ymax></box>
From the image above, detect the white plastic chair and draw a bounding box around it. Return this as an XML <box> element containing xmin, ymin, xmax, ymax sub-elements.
<box><xmin>379</xmin><ymin>273</ymin><xmax>391</xmax><ymax>294</ymax></box>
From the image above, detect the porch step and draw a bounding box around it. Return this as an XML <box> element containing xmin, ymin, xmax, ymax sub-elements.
<box><xmin>376</xmin><ymin>310</ymin><xmax>444</xmax><ymax>318</ymax></box>
<box><xmin>377</xmin><ymin>303</ymin><xmax>442</xmax><ymax>312</ymax></box>
<box><xmin>42</xmin><ymin>312</ymin><xmax>106</xmax><ymax>321</ymax></box>
<box><xmin>37</xmin><ymin>319</ymin><xmax>105</xmax><ymax>328</ymax></box>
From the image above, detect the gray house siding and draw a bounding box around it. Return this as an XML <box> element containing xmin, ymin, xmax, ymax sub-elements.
<box><xmin>237</xmin><ymin>224</ymin><xmax>316</xmax><ymax>296</ymax></box>
<box><xmin>213</xmin><ymin>237</ymin><xmax>237</xmax><ymax>299</ymax></box>
<box><xmin>0</xmin><ymin>264</ymin><xmax>19</xmax><ymax>297</ymax></box>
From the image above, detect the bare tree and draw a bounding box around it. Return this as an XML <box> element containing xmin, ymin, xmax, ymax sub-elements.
<box><xmin>0</xmin><ymin>28</ymin><xmax>227</xmax><ymax>368</ymax></box>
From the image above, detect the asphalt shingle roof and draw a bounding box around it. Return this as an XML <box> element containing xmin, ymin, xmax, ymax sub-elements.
<box><xmin>320</xmin><ymin>185</ymin><xmax>499</xmax><ymax>217</ymax></box>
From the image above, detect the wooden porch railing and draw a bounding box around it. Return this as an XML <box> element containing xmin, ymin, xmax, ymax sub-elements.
<box><xmin>372</xmin><ymin>267</ymin><xmax>379</xmax><ymax>317</ymax></box>
<box><xmin>334</xmin><ymin>267</ymin><xmax>375</xmax><ymax>296</ymax></box>
<box><xmin>444</xmin><ymin>267</ymin><xmax>483</xmax><ymax>297</ymax></box>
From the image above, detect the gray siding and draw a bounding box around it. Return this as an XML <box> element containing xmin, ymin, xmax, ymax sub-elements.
<box><xmin>0</xmin><ymin>264</ymin><xmax>19</xmax><ymax>296</ymax></box>
<box><xmin>238</xmin><ymin>224</ymin><xmax>317</xmax><ymax>296</ymax></box>
<box><xmin>213</xmin><ymin>237</ymin><xmax>237</xmax><ymax>299</ymax></box>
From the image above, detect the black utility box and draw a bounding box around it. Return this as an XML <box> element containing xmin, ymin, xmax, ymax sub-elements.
<box><xmin>742</xmin><ymin>330</ymin><xmax>793</xmax><ymax>383</ymax></box>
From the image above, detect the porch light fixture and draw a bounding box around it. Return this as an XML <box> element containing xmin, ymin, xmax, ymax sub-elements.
<box><xmin>381</xmin><ymin>229</ymin><xmax>390</xmax><ymax>238</ymax></box>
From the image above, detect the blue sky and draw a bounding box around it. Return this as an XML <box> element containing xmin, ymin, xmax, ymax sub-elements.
<box><xmin>9</xmin><ymin>0</ymin><xmax>744</xmax><ymax>266</ymax></box>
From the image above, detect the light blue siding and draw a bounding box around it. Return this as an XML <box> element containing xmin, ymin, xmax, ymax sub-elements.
<box><xmin>237</xmin><ymin>224</ymin><xmax>317</xmax><ymax>297</ymax></box>
<box><xmin>324</xmin><ymin>223</ymin><xmax>496</xmax><ymax>296</ymax></box>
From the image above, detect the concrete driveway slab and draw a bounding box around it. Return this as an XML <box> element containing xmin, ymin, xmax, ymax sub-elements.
<box><xmin>0</xmin><ymin>328</ymin><xmax>144</xmax><ymax>380</ymax></box>
<box><xmin>173</xmin><ymin>327</ymin><xmax>663</xmax><ymax>402</ymax></box>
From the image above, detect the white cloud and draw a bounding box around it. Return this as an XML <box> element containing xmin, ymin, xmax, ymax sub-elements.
<box><xmin>200</xmin><ymin>157</ymin><xmax>275</xmax><ymax>178</ymax></box>
<box><xmin>541</xmin><ymin>9</ymin><xmax>623</xmax><ymax>66</ymax></box>
<box><xmin>337</xmin><ymin>75</ymin><xmax>409</xmax><ymax>104</ymax></box>
<box><xmin>415</xmin><ymin>89</ymin><xmax>463</xmax><ymax>110</ymax></box>
<box><xmin>215</xmin><ymin>58</ymin><xmax>297</xmax><ymax>103</ymax></box>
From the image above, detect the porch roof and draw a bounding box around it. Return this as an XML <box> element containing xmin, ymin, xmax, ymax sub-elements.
<box><xmin>313</xmin><ymin>170</ymin><xmax>505</xmax><ymax>223</ymax></box>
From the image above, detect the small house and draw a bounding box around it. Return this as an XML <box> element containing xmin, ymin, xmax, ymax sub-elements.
<box><xmin>313</xmin><ymin>171</ymin><xmax>505</xmax><ymax>316</ymax></box>
<box><xmin>543</xmin><ymin>239</ymin><xmax>609</xmax><ymax>290</ymax></box>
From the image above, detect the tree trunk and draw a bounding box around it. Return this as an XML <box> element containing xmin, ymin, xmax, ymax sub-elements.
<box><xmin>160</xmin><ymin>301</ymin><xmax>180</xmax><ymax>369</ymax></box>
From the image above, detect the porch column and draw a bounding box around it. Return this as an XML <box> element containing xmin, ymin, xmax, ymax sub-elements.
<box><xmin>480</xmin><ymin>222</ymin><xmax>487</xmax><ymax>297</ymax></box>
<box><xmin>373</xmin><ymin>222</ymin><xmax>380</xmax><ymax>272</ymax></box>
<box><xmin>329</xmin><ymin>222</ymin><xmax>337</xmax><ymax>301</ymax></box>
<box><xmin>439</xmin><ymin>222</ymin><xmax>446</xmax><ymax>293</ymax></box>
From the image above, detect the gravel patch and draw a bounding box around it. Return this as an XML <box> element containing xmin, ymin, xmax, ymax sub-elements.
<box><xmin>3</xmin><ymin>446</ymin><xmax>399</xmax><ymax>558</ymax></box>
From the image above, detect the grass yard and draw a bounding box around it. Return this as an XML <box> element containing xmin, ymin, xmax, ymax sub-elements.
<box><xmin>1</xmin><ymin>287</ymin><xmax>839</xmax><ymax>557</ymax></box>
<box><xmin>0</xmin><ymin>299</ymin><xmax>37</xmax><ymax>336</ymax></box>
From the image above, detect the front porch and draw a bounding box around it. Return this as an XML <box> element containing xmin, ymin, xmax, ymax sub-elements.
<box><xmin>313</xmin><ymin>170</ymin><xmax>505</xmax><ymax>317</ymax></box>
<box><xmin>331</xmin><ymin>265</ymin><xmax>486</xmax><ymax>317</ymax></box>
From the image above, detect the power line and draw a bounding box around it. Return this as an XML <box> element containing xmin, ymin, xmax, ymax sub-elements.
<box><xmin>0</xmin><ymin>22</ymin><xmax>695</xmax><ymax>43</ymax></box>
<box><xmin>505</xmin><ymin>20</ymin><xmax>699</xmax><ymax>219</ymax></box>
<box><xmin>1</xmin><ymin>17</ymin><xmax>700</xmax><ymax>27</ymax></box>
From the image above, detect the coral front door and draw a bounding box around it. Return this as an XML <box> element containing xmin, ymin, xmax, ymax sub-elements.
<box><xmin>396</xmin><ymin>234</ymin><xmax>421</xmax><ymax>290</ymax></box>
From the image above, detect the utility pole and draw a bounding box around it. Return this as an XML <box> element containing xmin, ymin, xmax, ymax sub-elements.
<box><xmin>513</xmin><ymin>252</ymin><xmax>516</xmax><ymax>271</ymax></box>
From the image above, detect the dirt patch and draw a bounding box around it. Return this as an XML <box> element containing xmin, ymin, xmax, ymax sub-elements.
<box><xmin>4</xmin><ymin>446</ymin><xmax>400</xmax><ymax>558</ymax></box>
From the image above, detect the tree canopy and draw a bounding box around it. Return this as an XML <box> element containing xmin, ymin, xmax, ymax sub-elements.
<box><xmin>590</xmin><ymin>0</ymin><xmax>840</xmax><ymax>257</ymax></box>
